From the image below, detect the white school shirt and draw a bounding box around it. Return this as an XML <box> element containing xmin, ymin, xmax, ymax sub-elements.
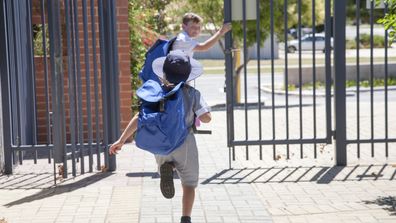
<box><xmin>172</xmin><ymin>31</ymin><xmax>199</xmax><ymax>57</ymax></box>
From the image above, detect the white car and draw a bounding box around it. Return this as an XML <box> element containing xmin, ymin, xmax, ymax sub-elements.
<box><xmin>287</xmin><ymin>34</ymin><xmax>333</xmax><ymax>53</ymax></box>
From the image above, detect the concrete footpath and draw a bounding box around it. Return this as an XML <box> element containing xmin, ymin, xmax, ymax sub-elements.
<box><xmin>1</xmin><ymin>108</ymin><xmax>396</xmax><ymax>222</ymax></box>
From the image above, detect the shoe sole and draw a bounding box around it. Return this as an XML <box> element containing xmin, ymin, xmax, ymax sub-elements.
<box><xmin>160</xmin><ymin>162</ymin><xmax>175</xmax><ymax>199</ymax></box>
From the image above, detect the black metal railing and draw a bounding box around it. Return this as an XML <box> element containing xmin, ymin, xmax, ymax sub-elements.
<box><xmin>0</xmin><ymin>0</ymin><xmax>121</xmax><ymax>179</ymax></box>
<box><xmin>224</xmin><ymin>0</ymin><xmax>395</xmax><ymax>166</ymax></box>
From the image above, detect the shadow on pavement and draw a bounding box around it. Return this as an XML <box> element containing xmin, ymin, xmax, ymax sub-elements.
<box><xmin>0</xmin><ymin>173</ymin><xmax>54</xmax><ymax>190</ymax></box>
<box><xmin>201</xmin><ymin>164</ymin><xmax>395</xmax><ymax>185</ymax></box>
<box><xmin>126</xmin><ymin>172</ymin><xmax>180</xmax><ymax>179</ymax></box>
<box><xmin>4</xmin><ymin>172</ymin><xmax>113</xmax><ymax>207</ymax></box>
<box><xmin>363</xmin><ymin>196</ymin><xmax>396</xmax><ymax>216</ymax></box>
<box><xmin>126</xmin><ymin>172</ymin><xmax>159</xmax><ymax>178</ymax></box>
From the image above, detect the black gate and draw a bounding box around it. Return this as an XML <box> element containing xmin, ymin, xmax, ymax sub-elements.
<box><xmin>0</xmin><ymin>0</ymin><xmax>121</xmax><ymax>179</ymax></box>
<box><xmin>224</xmin><ymin>0</ymin><xmax>396</xmax><ymax>166</ymax></box>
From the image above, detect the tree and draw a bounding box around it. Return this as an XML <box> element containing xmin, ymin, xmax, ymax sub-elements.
<box><xmin>174</xmin><ymin>0</ymin><xmax>324</xmax><ymax>101</ymax></box>
<box><xmin>128</xmin><ymin>0</ymin><xmax>173</xmax><ymax>112</ymax></box>
<box><xmin>377</xmin><ymin>0</ymin><xmax>396</xmax><ymax>44</ymax></box>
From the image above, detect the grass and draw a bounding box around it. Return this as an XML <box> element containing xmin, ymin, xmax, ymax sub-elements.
<box><xmin>346</xmin><ymin>78</ymin><xmax>396</xmax><ymax>88</ymax></box>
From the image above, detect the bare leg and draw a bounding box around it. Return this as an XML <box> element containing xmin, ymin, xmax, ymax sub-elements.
<box><xmin>182</xmin><ymin>185</ymin><xmax>195</xmax><ymax>217</ymax></box>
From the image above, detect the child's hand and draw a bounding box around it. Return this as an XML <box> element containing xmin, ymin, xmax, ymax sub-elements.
<box><xmin>109</xmin><ymin>140</ymin><xmax>123</xmax><ymax>155</ymax></box>
<box><xmin>195</xmin><ymin>118</ymin><xmax>201</xmax><ymax>127</ymax></box>
<box><xmin>220</xmin><ymin>23</ymin><xmax>232</xmax><ymax>35</ymax></box>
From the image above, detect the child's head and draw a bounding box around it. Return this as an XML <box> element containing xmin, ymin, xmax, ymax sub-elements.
<box><xmin>152</xmin><ymin>50</ymin><xmax>203</xmax><ymax>85</ymax></box>
<box><xmin>182</xmin><ymin>12</ymin><xmax>203</xmax><ymax>38</ymax></box>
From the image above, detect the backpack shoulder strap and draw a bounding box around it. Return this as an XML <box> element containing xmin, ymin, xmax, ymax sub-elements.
<box><xmin>164</xmin><ymin>82</ymin><xmax>184</xmax><ymax>98</ymax></box>
<box><xmin>146</xmin><ymin>39</ymin><xmax>167</xmax><ymax>57</ymax></box>
<box><xmin>165</xmin><ymin>36</ymin><xmax>177</xmax><ymax>54</ymax></box>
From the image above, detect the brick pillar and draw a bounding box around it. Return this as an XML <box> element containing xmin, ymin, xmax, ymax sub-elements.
<box><xmin>116</xmin><ymin>0</ymin><xmax>132</xmax><ymax>131</ymax></box>
<box><xmin>32</xmin><ymin>0</ymin><xmax>132</xmax><ymax>144</ymax></box>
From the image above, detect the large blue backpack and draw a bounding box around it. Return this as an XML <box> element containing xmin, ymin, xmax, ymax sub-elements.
<box><xmin>135</xmin><ymin>80</ymin><xmax>189</xmax><ymax>155</ymax></box>
<box><xmin>139</xmin><ymin>37</ymin><xmax>177</xmax><ymax>83</ymax></box>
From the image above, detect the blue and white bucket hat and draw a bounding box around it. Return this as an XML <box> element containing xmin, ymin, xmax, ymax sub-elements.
<box><xmin>152</xmin><ymin>50</ymin><xmax>203</xmax><ymax>84</ymax></box>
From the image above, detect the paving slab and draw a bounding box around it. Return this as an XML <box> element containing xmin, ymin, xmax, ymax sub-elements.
<box><xmin>1</xmin><ymin>100</ymin><xmax>396</xmax><ymax>222</ymax></box>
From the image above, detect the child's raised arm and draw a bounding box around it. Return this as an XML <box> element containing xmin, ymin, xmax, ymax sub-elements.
<box><xmin>193</xmin><ymin>23</ymin><xmax>231</xmax><ymax>52</ymax></box>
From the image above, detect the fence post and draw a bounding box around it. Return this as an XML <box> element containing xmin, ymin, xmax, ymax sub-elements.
<box><xmin>224</xmin><ymin>0</ymin><xmax>235</xmax><ymax>144</ymax></box>
<box><xmin>333</xmin><ymin>0</ymin><xmax>347</xmax><ymax>166</ymax></box>
<box><xmin>100</xmin><ymin>0</ymin><xmax>119</xmax><ymax>171</ymax></box>
<box><xmin>0</xmin><ymin>0</ymin><xmax>13</xmax><ymax>174</ymax></box>
<box><xmin>48</xmin><ymin>0</ymin><xmax>67</xmax><ymax>177</ymax></box>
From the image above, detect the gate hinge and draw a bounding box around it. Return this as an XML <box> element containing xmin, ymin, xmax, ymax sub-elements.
<box><xmin>332</xmin><ymin>130</ymin><xmax>336</xmax><ymax>139</ymax></box>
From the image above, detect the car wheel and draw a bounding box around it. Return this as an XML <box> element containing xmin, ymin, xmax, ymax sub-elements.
<box><xmin>288</xmin><ymin>46</ymin><xmax>296</xmax><ymax>53</ymax></box>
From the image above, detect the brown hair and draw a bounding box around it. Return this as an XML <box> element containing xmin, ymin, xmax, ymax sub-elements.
<box><xmin>182</xmin><ymin>12</ymin><xmax>203</xmax><ymax>25</ymax></box>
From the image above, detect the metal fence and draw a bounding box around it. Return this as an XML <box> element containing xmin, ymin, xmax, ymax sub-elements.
<box><xmin>346</xmin><ymin>0</ymin><xmax>396</xmax><ymax>158</ymax></box>
<box><xmin>224</xmin><ymin>0</ymin><xmax>396</xmax><ymax>166</ymax></box>
<box><xmin>0</xmin><ymin>0</ymin><xmax>120</xmax><ymax>179</ymax></box>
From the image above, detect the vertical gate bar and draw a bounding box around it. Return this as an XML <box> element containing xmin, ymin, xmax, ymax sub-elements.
<box><xmin>65</xmin><ymin>0</ymin><xmax>77</xmax><ymax>177</ymax></box>
<box><xmin>10</xmin><ymin>0</ymin><xmax>22</xmax><ymax>165</ymax></box>
<box><xmin>98</xmin><ymin>0</ymin><xmax>119</xmax><ymax>171</ymax></box>
<box><xmin>39</xmin><ymin>0</ymin><xmax>52</xmax><ymax>163</ymax></box>
<box><xmin>228</xmin><ymin>146</ymin><xmax>232</xmax><ymax>169</ymax></box>
<box><xmin>356</xmin><ymin>0</ymin><xmax>361</xmax><ymax>158</ymax></box>
<box><xmin>105</xmin><ymin>0</ymin><xmax>115</xmax><ymax>168</ymax></box>
<box><xmin>16</xmin><ymin>0</ymin><xmax>38</xmax><ymax>164</ymax></box>
<box><xmin>324</xmin><ymin>0</ymin><xmax>332</xmax><ymax>144</ymax></box>
<box><xmin>14</xmin><ymin>0</ymin><xmax>23</xmax><ymax>165</ymax></box>
<box><xmin>298</xmin><ymin>0</ymin><xmax>303</xmax><ymax>158</ymax></box>
<box><xmin>27</xmin><ymin>0</ymin><xmax>38</xmax><ymax>164</ymax></box>
<box><xmin>73</xmin><ymin>0</ymin><xmax>85</xmax><ymax>174</ymax></box>
<box><xmin>98</xmin><ymin>0</ymin><xmax>109</xmax><ymax>168</ymax></box>
<box><xmin>232</xmin><ymin>146</ymin><xmax>235</xmax><ymax>161</ymax></box>
<box><xmin>284</xmin><ymin>0</ymin><xmax>290</xmax><ymax>159</ymax></box>
<box><xmin>70</xmin><ymin>0</ymin><xmax>79</xmax><ymax>164</ymax></box>
<box><xmin>369</xmin><ymin>1</ymin><xmax>374</xmax><ymax>157</ymax></box>
<box><xmin>312</xmin><ymin>0</ymin><xmax>317</xmax><ymax>158</ymax></box>
<box><xmin>47</xmin><ymin>0</ymin><xmax>68</xmax><ymax>178</ymax></box>
<box><xmin>109</xmin><ymin>0</ymin><xmax>120</xmax><ymax>171</ymax></box>
<box><xmin>242</xmin><ymin>0</ymin><xmax>249</xmax><ymax>160</ymax></box>
<box><xmin>82</xmin><ymin>0</ymin><xmax>94</xmax><ymax>172</ymax></box>
<box><xmin>333</xmin><ymin>0</ymin><xmax>347</xmax><ymax>166</ymax></box>
<box><xmin>224</xmin><ymin>0</ymin><xmax>235</xmax><ymax>163</ymax></box>
<box><xmin>270</xmin><ymin>0</ymin><xmax>276</xmax><ymax>160</ymax></box>
<box><xmin>91</xmin><ymin>0</ymin><xmax>101</xmax><ymax>170</ymax></box>
<box><xmin>256</xmin><ymin>0</ymin><xmax>262</xmax><ymax>160</ymax></box>
<box><xmin>0</xmin><ymin>0</ymin><xmax>14</xmax><ymax>174</ymax></box>
<box><xmin>12</xmin><ymin>152</ymin><xmax>16</xmax><ymax>165</ymax></box>
<box><xmin>384</xmin><ymin>3</ymin><xmax>389</xmax><ymax>157</ymax></box>
<box><xmin>7</xmin><ymin>0</ymin><xmax>19</xmax><ymax>153</ymax></box>
<box><xmin>25</xmin><ymin>0</ymin><xmax>38</xmax><ymax>152</ymax></box>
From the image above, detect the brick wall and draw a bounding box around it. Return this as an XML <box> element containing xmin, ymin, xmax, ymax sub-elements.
<box><xmin>116</xmin><ymin>0</ymin><xmax>132</xmax><ymax>129</ymax></box>
<box><xmin>32</xmin><ymin>0</ymin><xmax>131</xmax><ymax>143</ymax></box>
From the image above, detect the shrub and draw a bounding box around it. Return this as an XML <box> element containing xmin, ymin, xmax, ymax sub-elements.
<box><xmin>358</xmin><ymin>34</ymin><xmax>385</xmax><ymax>48</ymax></box>
<box><xmin>128</xmin><ymin>0</ymin><xmax>173</xmax><ymax>113</ymax></box>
